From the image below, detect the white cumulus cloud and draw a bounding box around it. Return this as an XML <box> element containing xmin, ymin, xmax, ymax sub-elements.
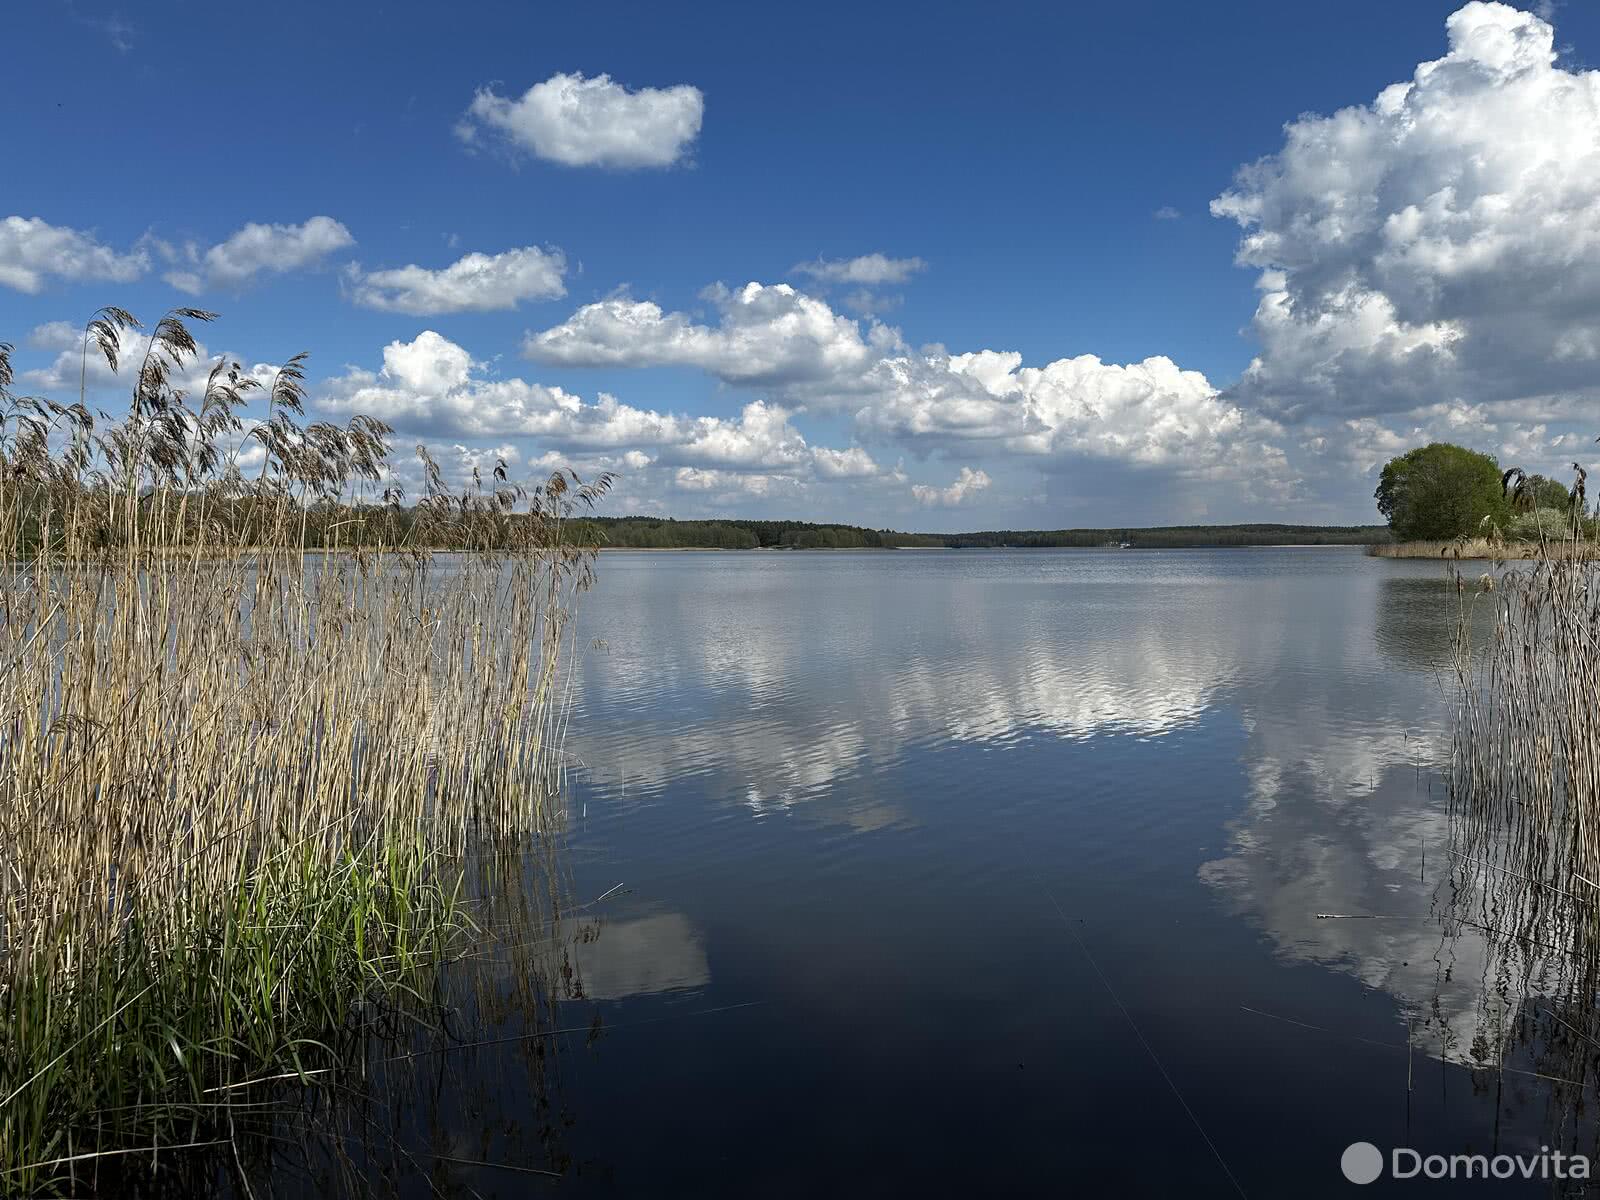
<box><xmin>793</xmin><ymin>253</ymin><xmax>927</xmax><ymax>286</ymax></box>
<box><xmin>812</xmin><ymin>445</ymin><xmax>883</xmax><ymax>479</ymax></box>
<box><xmin>1212</xmin><ymin>1</ymin><xmax>1600</xmax><ymax>421</ymax></box>
<box><xmin>161</xmin><ymin>216</ymin><xmax>354</xmax><ymax>294</ymax></box>
<box><xmin>346</xmin><ymin>245</ymin><xmax>566</xmax><ymax>314</ymax></box>
<box><xmin>0</xmin><ymin>216</ymin><xmax>148</xmax><ymax>294</ymax></box>
<box><xmin>525</xmin><ymin>282</ymin><xmax>885</xmax><ymax>387</ymax></box>
<box><xmin>457</xmin><ymin>71</ymin><xmax>703</xmax><ymax>168</ymax></box>
<box><xmin>319</xmin><ymin>330</ymin><xmax>891</xmax><ymax>489</ymax></box>
<box><xmin>524</xmin><ymin>281</ymin><xmax>1291</xmax><ymax>496</ymax></box>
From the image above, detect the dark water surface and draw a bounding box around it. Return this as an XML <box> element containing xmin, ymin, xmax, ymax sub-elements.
<box><xmin>431</xmin><ymin>548</ymin><xmax>1578</xmax><ymax>1196</ymax></box>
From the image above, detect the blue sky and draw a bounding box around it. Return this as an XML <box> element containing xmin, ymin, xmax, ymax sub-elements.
<box><xmin>5</xmin><ymin>0</ymin><xmax>1600</xmax><ymax>528</ymax></box>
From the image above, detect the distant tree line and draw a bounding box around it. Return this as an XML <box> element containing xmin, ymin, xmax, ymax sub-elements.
<box><xmin>565</xmin><ymin>516</ymin><xmax>944</xmax><ymax>548</ymax></box>
<box><xmin>13</xmin><ymin>495</ymin><xmax>1393</xmax><ymax>555</ymax></box>
<box><xmin>935</xmin><ymin>523</ymin><xmax>1389</xmax><ymax>549</ymax></box>
<box><xmin>564</xmin><ymin>516</ymin><xmax>1389</xmax><ymax>550</ymax></box>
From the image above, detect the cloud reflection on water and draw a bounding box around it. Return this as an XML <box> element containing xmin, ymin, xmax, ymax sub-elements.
<box><xmin>569</xmin><ymin>553</ymin><xmax>1240</xmax><ymax>829</ymax></box>
<box><xmin>569</xmin><ymin>551</ymin><xmax>1509</xmax><ymax>1064</ymax></box>
<box><xmin>1201</xmin><ymin>569</ymin><xmax>1520</xmax><ymax>1063</ymax></box>
<box><xmin>565</xmin><ymin>913</ymin><xmax>711</xmax><ymax>1000</ymax></box>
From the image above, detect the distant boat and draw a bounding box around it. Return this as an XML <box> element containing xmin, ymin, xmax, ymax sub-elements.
<box><xmin>1119</xmin><ymin>541</ymin><xmax>1132</xmax><ymax>549</ymax></box>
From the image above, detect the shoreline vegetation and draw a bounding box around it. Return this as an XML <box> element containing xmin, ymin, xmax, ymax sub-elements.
<box><xmin>1370</xmin><ymin>443</ymin><xmax>1599</xmax><ymax>558</ymax></box>
<box><xmin>1372</xmin><ymin>538</ymin><xmax>1600</xmax><ymax>559</ymax></box>
<box><xmin>0</xmin><ymin>308</ymin><xmax>608</xmax><ymax>1194</ymax></box>
<box><xmin>1446</xmin><ymin>466</ymin><xmax>1600</xmax><ymax>1136</ymax></box>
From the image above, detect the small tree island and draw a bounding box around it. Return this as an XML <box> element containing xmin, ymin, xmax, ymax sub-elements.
<box><xmin>1372</xmin><ymin>441</ymin><xmax>1582</xmax><ymax>557</ymax></box>
<box><xmin>1375</xmin><ymin>443</ymin><xmax>1511</xmax><ymax>540</ymax></box>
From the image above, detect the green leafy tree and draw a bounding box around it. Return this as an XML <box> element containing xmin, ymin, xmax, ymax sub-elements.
<box><xmin>1525</xmin><ymin>473</ymin><xmax>1569</xmax><ymax>511</ymax></box>
<box><xmin>1375</xmin><ymin>442</ymin><xmax>1511</xmax><ymax>541</ymax></box>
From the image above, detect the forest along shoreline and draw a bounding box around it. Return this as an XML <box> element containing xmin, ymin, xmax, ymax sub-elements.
<box><xmin>566</xmin><ymin>518</ymin><xmax>1389</xmax><ymax>550</ymax></box>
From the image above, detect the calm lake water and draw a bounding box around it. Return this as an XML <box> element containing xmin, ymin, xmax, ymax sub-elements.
<box><xmin>397</xmin><ymin>547</ymin><xmax>1587</xmax><ymax>1196</ymax></box>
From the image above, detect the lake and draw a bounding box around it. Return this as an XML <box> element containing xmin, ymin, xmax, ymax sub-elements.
<box><xmin>402</xmin><ymin>547</ymin><xmax>1583</xmax><ymax>1196</ymax></box>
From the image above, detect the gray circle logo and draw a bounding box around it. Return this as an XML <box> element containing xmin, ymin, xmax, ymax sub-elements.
<box><xmin>1342</xmin><ymin>1142</ymin><xmax>1384</xmax><ymax>1185</ymax></box>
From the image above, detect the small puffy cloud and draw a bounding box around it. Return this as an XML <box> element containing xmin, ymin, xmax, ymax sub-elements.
<box><xmin>812</xmin><ymin>445</ymin><xmax>882</xmax><ymax>479</ymax></box>
<box><xmin>380</xmin><ymin>329</ymin><xmax>476</xmax><ymax>396</ymax></box>
<box><xmin>912</xmin><ymin>466</ymin><xmax>991</xmax><ymax>507</ymax></box>
<box><xmin>346</xmin><ymin>245</ymin><xmax>566</xmax><ymax>314</ymax></box>
<box><xmin>1153</xmin><ymin>206</ymin><xmax>1182</xmax><ymax>221</ymax></box>
<box><xmin>161</xmin><ymin>217</ymin><xmax>354</xmax><ymax>294</ymax></box>
<box><xmin>793</xmin><ymin>253</ymin><xmax>926</xmax><ymax>286</ymax></box>
<box><xmin>26</xmin><ymin>321</ymin><xmax>80</xmax><ymax>351</ymax></box>
<box><xmin>524</xmin><ymin>282</ymin><xmax>883</xmax><ymax>387</ymax></box>
<box><xmin>457</xmin><ymin>71</ymin><xmax>703</xmax><ymax>168</ymax></box>
<box><xmin>1211</xmin><ymin>2</ymin><xmax>1600</xmax><ymax>421</ymax></box>
<box><xmin>0</xmin><ymin>216</ymin><xmax>148</xmax><ymax>294</ymax></box>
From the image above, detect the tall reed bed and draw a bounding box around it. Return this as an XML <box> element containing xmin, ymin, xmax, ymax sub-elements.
<box><xmin>1451</xmin><ymin>466</ymin><xmax>1600</xmax><ymax>886</ymax></box>
<box><xmin>1369</xmin><ymin>536</ymin><xmax>1600</xmax><ymax>559</ymax></box>
<box><xmin>0</xmin><ymin>308</ymin><xmax>608</xmax><ymax>1194</ymax></box>
<box><xmin>1445</xmin><ymin>464</ymin><xmax>1600</xmax><ymax>1137</ymax></box>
